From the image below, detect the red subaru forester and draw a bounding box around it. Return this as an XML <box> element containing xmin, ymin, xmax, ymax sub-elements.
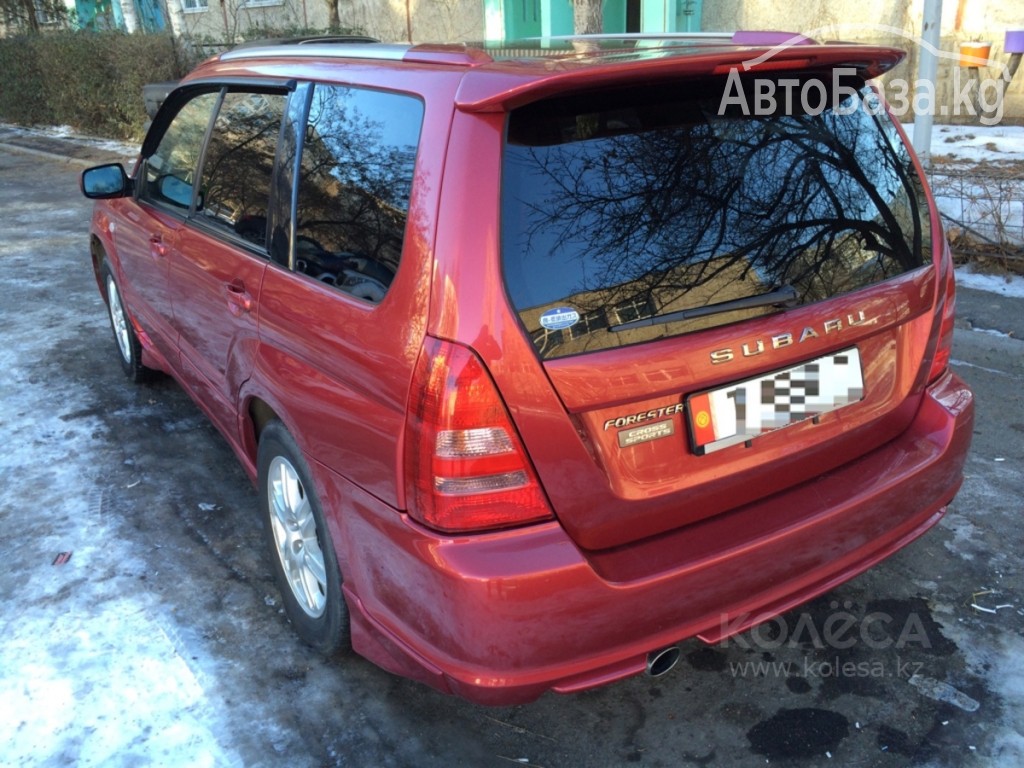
<box><xmin>81</xmin><ymin>33</ymin><xmax>974</xmax><ymax>704</ymax></box>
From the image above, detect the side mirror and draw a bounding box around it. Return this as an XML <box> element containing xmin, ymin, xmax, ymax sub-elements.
<box><xmin>81</xmin><ymin>164</ymin><xmax>130</xmax><ymax>199</ymax></box>
<box><xmin>158</xmin><ymin>174</ymin><xmax>195</xmax><ymax>209</ymax></box>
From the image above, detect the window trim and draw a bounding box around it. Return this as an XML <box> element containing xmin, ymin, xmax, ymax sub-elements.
<box><xmin>140</xmin><ymin>80</ymin><xmax>296</xmax><ymax>160</ymax></box>
<box><xmin>272</xmin><ymin>82</ymin><xmax>313</xmax><ymax>270</ymax></box>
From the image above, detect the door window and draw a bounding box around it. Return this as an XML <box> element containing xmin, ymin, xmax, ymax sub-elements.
<box><xmin>140</xmin><ymin>91</ymin><xmax>219</xmax><ymax>211</ymax></box>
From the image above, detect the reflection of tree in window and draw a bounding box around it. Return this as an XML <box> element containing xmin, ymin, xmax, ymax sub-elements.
<box><xmin>293</xmin><ymin>85</ymin><xmax>422</xmax><ymax>301</ymax></box>
<box><xmin>198</xmin><ymin>92</ymin><xmax>286</xmax><ymax>246</ymax></box>
<box><xmin>502</xmin><ymin>83</ymin><xmax>932</xmax><ymax>358</ymax></box>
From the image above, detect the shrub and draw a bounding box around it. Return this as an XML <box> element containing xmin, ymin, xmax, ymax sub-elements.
<box><xmin>0</xmin><ymin>31</ymin><xmax>196</xmax><ymax>139</ymax></box>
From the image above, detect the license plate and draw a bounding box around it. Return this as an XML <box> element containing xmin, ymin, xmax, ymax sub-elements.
<box><xmin>686</xmin><ymin>348</ymin><xmax>864</xmax><ymax>455</ymax></box>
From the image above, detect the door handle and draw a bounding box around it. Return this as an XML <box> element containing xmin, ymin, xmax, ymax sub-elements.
<box><xmin>225</xmin><ymin>280</ymin><xmax>253</xmax><ymax>317</ymax></box>
<box><xmin>149</xmin><ymin>234</ymin><xmax>168</xmax><ymax>258</ymax></box>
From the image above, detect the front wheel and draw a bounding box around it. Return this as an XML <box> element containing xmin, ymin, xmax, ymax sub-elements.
<box><xmin>102</xmin><ymin>265</ymin><xmax>153</xmax><ymax>383</ymax></box>
<box><xmin>258</xmin><ymin>421</ymin><xmax>350</xmax><ymax>655</ymax></box>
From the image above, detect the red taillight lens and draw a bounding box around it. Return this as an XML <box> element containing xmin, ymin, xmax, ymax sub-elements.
<box><xmin>404</xmin><ymin>337</ymin><xmax>554</xmax><ymax>533</ymax></box>
<box><xmin>928</xmin><ymin>250</ymin><xmax>957</xmax><ymax>383</ymax></box>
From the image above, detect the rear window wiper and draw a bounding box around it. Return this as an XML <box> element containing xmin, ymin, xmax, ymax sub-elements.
<box><xmin>609</xmin><ymin>285</ymin><xmax>799</xmax><ymax>333</ymax></box>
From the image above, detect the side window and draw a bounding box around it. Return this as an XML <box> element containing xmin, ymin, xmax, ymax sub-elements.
<box><xmin>293</xmin><ymin>85</ymin><xmax>424</xmax><ymax>303</ymax></box>
<box><xmin>141</xmin><ymin>91</ymin><xmax>218</xmax><ymax>211</ymax></box>
<box><xmin>197</xmin><ymin>91</ymin><xmax>287</xmax><ymax>249</ymax></box>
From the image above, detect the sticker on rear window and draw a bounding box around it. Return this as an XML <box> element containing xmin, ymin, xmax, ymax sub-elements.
<box><xmin>539</xmin><ymin>307</ymin><xmax>580</xmax><ymax>331</ymax></box>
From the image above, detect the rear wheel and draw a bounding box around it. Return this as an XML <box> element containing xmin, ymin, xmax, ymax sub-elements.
<box><xmin>258</xmin><ymin>421</ymin><xmax>350</xmax><ymax>655</ymax></box>
<box><xmin>102</xmin><ymin>265</ymin><xmax>152</xmax><ymax>383</ymax></box>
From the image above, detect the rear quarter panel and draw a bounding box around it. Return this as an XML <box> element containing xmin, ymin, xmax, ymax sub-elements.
<box><xmin>238</xmin><ymin>63</ymin><xmax>462</xmax><ymax>510</ymax></box>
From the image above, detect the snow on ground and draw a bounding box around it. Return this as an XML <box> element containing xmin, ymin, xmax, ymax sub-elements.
<box><xmin>0</xmin><ymin>164</ymin><xmax>252</xmax><ymax>765</ymax></box>
<box><xmin>956</xmin><ymin>266</ymin><xmax>1024</xmax><ymax>298</ymax></box>
<box><xmin>32</xmin><ymin>124</ymin><xmax>139</xmax><ymax>157</ymax></box>
<box><xmin>929</xmin><ymin>123</ymin><xmax>1024</xmax><ymax>166</ymax></box>
<box><xmin>923</xmin><ymin>123</ymin><xmax>1024</xmax><ymax>245</ymax></box>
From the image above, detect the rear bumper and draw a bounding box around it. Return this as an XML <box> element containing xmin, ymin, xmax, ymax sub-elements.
<box><xmin>336</xmin><ymin>372</ymin><xmax>973</xmax><ymax>705</ymax></box>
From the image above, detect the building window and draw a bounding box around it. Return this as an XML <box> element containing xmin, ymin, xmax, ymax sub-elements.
<box><xmin>613</xmin><ymin>296</ymin><xmax>655</xmax><ymax>325</ymax></box>
<box><xmin>34</xmin><ymin>0</ymin><xmax>62</xmax><ymax>25</ymax></box>
<box><xmin>565</xmin><ymin>309</ymin><xmax>609</xmax><ymax>339</ymax></box>
<box><xmin>181</xmin><ymin>0</ymin><xmax>208</xmax><ymax>12</ymax></box>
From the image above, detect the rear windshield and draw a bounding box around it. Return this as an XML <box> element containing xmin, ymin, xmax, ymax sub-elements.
<box><xmin>501</xmin><ymin>79</ymin><xmax>932</xmax><ymax>360</ymax></box>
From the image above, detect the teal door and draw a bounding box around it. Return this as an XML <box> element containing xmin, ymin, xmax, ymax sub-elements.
<box><xmin>505</xmin><ymin>0</ymin><xmax>542</xmax><ymax>38</ymax></box>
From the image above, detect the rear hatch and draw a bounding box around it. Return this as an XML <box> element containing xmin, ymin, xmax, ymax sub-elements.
<box><xmin>494</xmin><ymin>57</ymin><xmax>945</xmax><ymax>551</ymax></box>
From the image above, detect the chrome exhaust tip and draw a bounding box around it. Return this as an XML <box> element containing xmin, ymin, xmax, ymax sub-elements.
<box><xmin>645</xmin><ymin>646</ymin><xmax>681</xmax><ymax>677</ymax></box>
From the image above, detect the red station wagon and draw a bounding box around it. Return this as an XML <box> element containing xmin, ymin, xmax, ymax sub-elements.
<box><xmin>81</xmin><ymin>32</ymin><xmax>974</xmax><ymax>705</ymax></box>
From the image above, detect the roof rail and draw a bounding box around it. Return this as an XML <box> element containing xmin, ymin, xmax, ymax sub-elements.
<box><xmin>229</xmin><ymin>34</ymin><xmax>380</xmax><ymax>50</ymax></box>
<box><xmin>730</xmin><ymin>31</ymin><xmax>815</xmax><ymax>46</ymax></box>
<box><xmin>537</xmin><ymin>31</ymin><xmax>818</xmax><ymax>46</ymax></box>
<box><xmin>220</xmin><ymin>42</ymin><xmax>412</xmax><ymax>63</ymax></box>
<box><xmin>220</xmin><ymin>41</ymin><xmax>493</xmax><ymax>67</ymax></box>
<box><xmin>539</xmin><ymin>32</ymin><xmax>733</xmax><ymax>41</ymax></box>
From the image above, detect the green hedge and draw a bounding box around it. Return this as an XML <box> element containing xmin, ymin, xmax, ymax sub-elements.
<box><xmin>0</xmin><ymin>32</ymin><xmax>194</xmax><ymax>139</ymax></box>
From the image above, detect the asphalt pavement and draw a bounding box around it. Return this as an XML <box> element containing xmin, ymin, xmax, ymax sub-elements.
<box><xmin>0</xmin><ymin>132</ymin><xmax>1021</xmax><ymax>768</ymax></box>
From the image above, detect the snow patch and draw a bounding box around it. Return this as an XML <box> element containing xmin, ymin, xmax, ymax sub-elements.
<box><xmin>955</xmin><ymin>268</ymin><xmax>1024</xmax><ymax>299</ymax></box>
<box><xmin>929</xmin><ymin>124</ymin><xmax>1024</xmax><ymax>165</ymax></box>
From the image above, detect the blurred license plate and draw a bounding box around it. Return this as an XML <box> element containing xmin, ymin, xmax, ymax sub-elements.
<box><xmin>686</xmin><ymin>348</ymin><xmax>864</xmax><ymax>455</ymax></box>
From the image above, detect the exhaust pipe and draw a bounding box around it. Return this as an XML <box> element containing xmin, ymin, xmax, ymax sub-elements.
<box><xmin>645</xmin><ymin>646</ymin><xmax>681</xmax><ymax>677</ymax></box>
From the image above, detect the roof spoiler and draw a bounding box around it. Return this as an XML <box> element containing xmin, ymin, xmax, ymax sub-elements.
<box><xmin>456</xmin><ymin>44</ymin><xmax>905</xmax><ymax>113</ymax></box>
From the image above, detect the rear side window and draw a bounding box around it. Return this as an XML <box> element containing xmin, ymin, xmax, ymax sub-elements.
<box><xmin>292</xmin><ymin>85</ymin><xmax>423</xmax><ymax>303</ymax></box>
<box><xmin>502</xmin><ymin>81</ymin><xmax>932</xmax><ymax>360</ymax></box>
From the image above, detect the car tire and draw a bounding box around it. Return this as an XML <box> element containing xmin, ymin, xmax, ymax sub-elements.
<box><xmin>258</xmin><ymin>421</ymin><xmax>350</xmax><ymax>655</ymax></box>
<box><xmin>102</xmin><ymin>264</ymin><xmax>153</xmax><ymax>383</ymax></box>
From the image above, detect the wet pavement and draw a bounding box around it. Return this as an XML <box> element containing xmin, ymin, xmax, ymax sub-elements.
<box><xmin>0</xmin><ymin>136</ymin><xmax>1022</xmax><ymax>767</ymax></box>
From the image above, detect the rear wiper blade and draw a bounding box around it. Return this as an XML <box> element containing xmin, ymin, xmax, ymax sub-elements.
<box><xmin>609</xmin><ymin>284</ymin><xmax>800</xmax><ymax>333</ymax></box>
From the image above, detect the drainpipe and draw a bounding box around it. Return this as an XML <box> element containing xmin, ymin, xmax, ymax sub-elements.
<box><xmin>912</xmin><ymin>0</ymin><xmax>942</xmax><ymax>162</ymax></box>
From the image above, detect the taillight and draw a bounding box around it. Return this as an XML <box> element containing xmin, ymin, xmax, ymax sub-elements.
<box><xmin>404</xmin><ymin>337</ymin><xmax>554</xmax><ymax>533</ymax></box>
<box><xmin>928</xmin><ymin>246</ymin><xmax>957</xmax><ymax>383</ymax></box>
